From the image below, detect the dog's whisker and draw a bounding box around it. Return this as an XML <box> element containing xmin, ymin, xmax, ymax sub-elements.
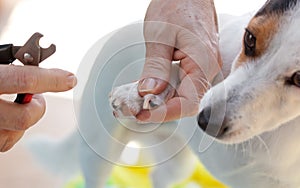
<box><xmin>234</xmin><ymin>143</ymin><xmax>239</xmax><ymax>157</ymax></box>
<box><xmin>247</xmin><ymin>139</ymin><xmax>253</xmax><ymax>156</ymax></box>
<box><xmin>241</xmin><ymin>142</ymin><xmax>248</xmax><ymax>157</ymax></box>
<box><xmin>255</xmin><ymin>135</ymin><xmax>271</xmax><ymax>160</ymax></box>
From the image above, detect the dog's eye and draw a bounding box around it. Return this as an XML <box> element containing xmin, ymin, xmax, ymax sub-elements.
<box><xmin>244</xmin><ymin>29</ymin><xmax>256</xmax><ymax>56</ymax></box>
<box><xmin>291</xmin><ymin>71</ymin><xmax>300</xmax><ymax>87</ymax></box>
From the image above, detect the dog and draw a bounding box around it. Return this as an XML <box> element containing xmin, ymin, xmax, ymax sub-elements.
<box><xmin>27</xmin><ymin>0</ymin><xmax>300</xmax><ymax>187</ymax></box>
<box><xmin>111</xmin><ymin>0</ymin><xmax>300</xmax><ymax>187</ymax></box>
<box><xmin>196</xmin><ymin>0</ymin><xmax>300</xmax><ymax>187</ymax></box>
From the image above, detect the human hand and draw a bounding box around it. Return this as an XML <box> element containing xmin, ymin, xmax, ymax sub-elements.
<box><xmin>0</xmin><ymin>65</ymin><xmax>77</xmax><ymax>152</ymax></box>
<box><xmin>137</xmin><ymin>0</ymin><xmax>222</xmax><ymax>123</ymax></box>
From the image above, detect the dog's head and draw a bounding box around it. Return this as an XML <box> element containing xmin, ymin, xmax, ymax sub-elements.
<box><xmin>198</xmin><ymin>0</ymin><xmax>300</xmax><ymax>144</ymax></box>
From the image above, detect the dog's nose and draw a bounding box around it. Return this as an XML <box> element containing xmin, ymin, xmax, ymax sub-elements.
<box><xmin>198</xmin><ymin>106</ymin><xmax>211</xmax><ymax>131</ymax></box>
<box><xmin>198</xmin><ymin>106</ymin><xmax>229</xmax><ymax>138</ymax></box>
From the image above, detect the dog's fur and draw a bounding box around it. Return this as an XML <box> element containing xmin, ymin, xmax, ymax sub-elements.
<box><xmin>27</xmin><ymin>0</ymin><xmax>300</xmax><ymax>187</ymax></box>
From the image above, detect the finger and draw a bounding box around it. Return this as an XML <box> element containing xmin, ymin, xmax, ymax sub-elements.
<box><xmin>173</xmin><ymin>49</ymin><xmax>186</xmax><ymax>61</ymax></box>
<box><xmin>0</xmin><ymin>94</ymin><xmax>46</xmax><ymax>131</ymax></box>
<box><xmin>137</xmin><ymin>66</ymin><xmax>207</xmax><ymax>123</ymax></box>
<box><xmin>136</xmin><ymin>97</ymin><xmax>199</xmax><ymax>123</ymax></box>
<box><xmin>0</xmin><ymin>65</ymin><xmax>77</xmax><ymax>94</ymax></box>
<box><xmin>138</xmin><ymin>43</ymin><xmax>174</xmax><ymax>96</ymax></box>
<box><xmin>171</xmin><ymin>19</ymin><xmax>222</xmax><ymax>83</ymax></box>
<box><xmin>138</xmin><ymin>78</ymin><xmax>169</xmax><ymax>96</ymax></box>
<box><xmin>141</xmin><ymin>43</ymin><xmax>174</xmax><ymax>81</ymax></box>
<box><xmin>140</xmin><ymin>20</ymin><xmax>178</xmax><ymax>96</ymax></box>
<box><xmin>0</xmin><ymin>130</ymin><xmax>24</xmax><ymax>152</ymax></box>
<box><xmin>177</xmin><ymin>64</ymin><xmax>208</xmax><ymax>104</ymax></box>
<box><xmin>138</xmin><ymin>49</ymin><xmax>187</xmax><ymax>97</ymax></box>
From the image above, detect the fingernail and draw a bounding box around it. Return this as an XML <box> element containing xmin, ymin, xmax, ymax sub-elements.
<box><xmin>139</xmin><ymin>78</ymin><xmax>157</xmax><ymax>92</ymax></box>
<box><xmin>67</xmin><ymin>75</ymin><xmax>77</xmax><ymax>88</ymax></box>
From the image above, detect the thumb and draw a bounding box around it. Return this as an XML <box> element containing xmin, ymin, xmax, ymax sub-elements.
<box><xmin>138</xmin><ymin>43</ymin><xmax>173</xmax><ymax>96</ymax></box>
<box><xmin>140</xmin><ymin>19</ymin><xmax>179</xmax><ymax>96</ymax></box>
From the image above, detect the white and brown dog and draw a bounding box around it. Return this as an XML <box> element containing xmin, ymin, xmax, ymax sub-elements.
<box><xmin>111</xmin><ymin>0</ymin><xmax>300</xmax><ymax>187</ymax></box>
<box><xmin>27</xmin><ymin>0</ymin><xmax>300</xmax><ymax>187</ymax></box>
<box><xmin>196</xmin><ymin>0</ymin><xmax>300</xmax><ymax>187</ymax></box>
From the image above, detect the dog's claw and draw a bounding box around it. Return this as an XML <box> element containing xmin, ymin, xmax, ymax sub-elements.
<box><xmin>143</xmin><ymin>94</ymin><xmax>163</xmax><ymax>110</ymax></box>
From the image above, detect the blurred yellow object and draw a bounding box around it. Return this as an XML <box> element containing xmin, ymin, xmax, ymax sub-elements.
<box><xmin>65</xmin><ymin>159</ymin><xmax>227</xmax><ymax>188</ymax></box>
<box><xmin>111</xmin><ymin>166</ymin><xmax>152</xmax><ymax>188</ymax></box>
<box><xmin>111</xmin><ymin>159</ymin><xmax>227</xmax><ymax>188</ymax></box>
<box><xmin>173</xmin><ymin>159</ymin><xmax>227</xmax><ymax>188</ymax></box>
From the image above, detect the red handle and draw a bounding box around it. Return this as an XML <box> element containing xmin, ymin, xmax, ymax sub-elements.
<box><xmin>14</xmin><ymin>94</ymin><xmax>33</xmax><ymax>104</ymax></box>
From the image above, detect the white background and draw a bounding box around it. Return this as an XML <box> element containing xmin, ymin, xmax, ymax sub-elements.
<box><xmin>1</xmin><ymin>0</ymin><xmax>266</xmax><ymax>71</ymax></box>
<box><xmin>215</xmin><ymin>0</ymin><xmax>266</xmax><ymax>15</ymax></box>
<box><xmin>0</xmin><ymin>1</ymin><xmax>269</xmax><ymax>187</ymax></box>
<box><xmin>0</xmin><ymin>0</ymin><xmax>267</xmax><ymax>98</ymax></box>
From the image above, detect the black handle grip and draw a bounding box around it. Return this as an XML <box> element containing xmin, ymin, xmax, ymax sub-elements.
<box><xmin>0</xmin><ymin>44</ymin><xmax>16</xmax><ymax>64</ymax></box>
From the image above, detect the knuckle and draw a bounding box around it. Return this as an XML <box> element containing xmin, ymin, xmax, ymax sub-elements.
<box><xmin>17</xmin><ymin>71</ymin><xmax>38</xmax><ymax>92</ymax></box>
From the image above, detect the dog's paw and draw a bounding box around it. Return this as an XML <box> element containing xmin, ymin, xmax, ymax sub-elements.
<box><xmin>109</xmin><ymin>81</ymin><xmax>142</xmax><ymax>118</ymax></box>
<box><xmin>109</xmin><ymin>81</ymin><xmax>173</xmax><ymax>118</ymax></box>
<box><xmin>109</xmin><ymin>64</ymin><xmax>180</xmax><ymax>119</ymax></box>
